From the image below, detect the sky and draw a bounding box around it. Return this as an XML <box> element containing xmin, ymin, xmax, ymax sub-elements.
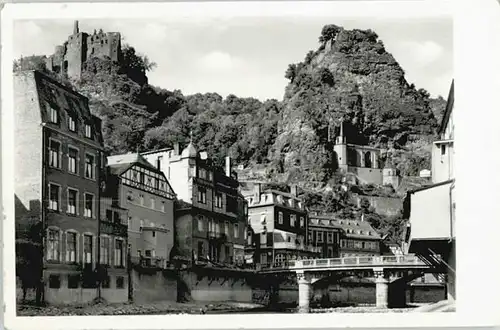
<box><xmin>14</xmin><ymin>17</ymin><xmax>453</xmax><ymax>101</ymax></box>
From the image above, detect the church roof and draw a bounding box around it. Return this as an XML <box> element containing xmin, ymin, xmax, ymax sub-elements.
<box><xmin>181</xmin><ymin>142</ymin><xmax>197</xmax><ymax>158</ymax></box>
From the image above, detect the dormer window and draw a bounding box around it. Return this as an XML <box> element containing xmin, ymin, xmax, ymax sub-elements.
<box><xmin>85</xmin><ymin>124</ymin><xmax>92</xmax><ymax>139</ymax></box>
<box><xmin>68</xmin><ymin>114</ymin><xmax>76</xmax><ymax>132</ymax></box>
<box><xmin>50</xmin><ymin>106</ymin><xmax>59</xmax><ymax>124</ymax></box>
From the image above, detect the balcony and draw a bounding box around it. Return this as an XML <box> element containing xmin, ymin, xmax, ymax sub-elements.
<box><xmin>273</xmin><ymin>242</ymin><xmax>321</xmax><ymax>253</ymax></box>
<box><xmin>207</xmin><ymin>231</ymin><xmax>227</xmax><ymax>241</ymax></box>
<box><xmin>100</xmin><ymin>220</ymin><xmax>127</xmax><ymax>237</ymax></box>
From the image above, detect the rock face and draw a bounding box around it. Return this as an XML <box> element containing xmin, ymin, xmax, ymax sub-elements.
<box><xmin>271</xmin><ymin>25</ymin><xmax>440</xmax><ymax>183</ymax></box>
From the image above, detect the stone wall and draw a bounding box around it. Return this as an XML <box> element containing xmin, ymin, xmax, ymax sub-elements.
<box><xmin>354</xmin><ymin>195</ymin><xmax>402</xmax><ymax>217</ymax></box>
<box><xmin>131</xmin><ymin>269</ymin><xmax>177</xmax><ymax>303</ymax></box>
<box><xmin>179</xmin><ymin>271</ymin><xmax>253</xmax><ymax>303</ymax></box>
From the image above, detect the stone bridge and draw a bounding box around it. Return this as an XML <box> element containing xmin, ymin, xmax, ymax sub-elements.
<box><xmin>257</xmin><ymin>255</ymin><xmax>444</xmax><ymax>312</ymax></box>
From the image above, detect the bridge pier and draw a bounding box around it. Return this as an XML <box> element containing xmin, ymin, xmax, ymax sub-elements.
<box><xmin>374</xmin><ymin>269</ymin><xmax>389</xmax><ymax>308</ymax></box>
<box><xmin>297</xmin><ymin>273</ymin><xmax>311</xmax><ymax>313</ymax></box>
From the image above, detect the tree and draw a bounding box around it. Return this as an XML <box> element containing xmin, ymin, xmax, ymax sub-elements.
<box><xmin>285</xmin><ymin>64</ymin><xmax>298</xmax><ymax>82</ymax></box>
<box><xmin>318</xmin><ymin>24</ymin><xmax>342</xmax><ymax>44</ymax></box>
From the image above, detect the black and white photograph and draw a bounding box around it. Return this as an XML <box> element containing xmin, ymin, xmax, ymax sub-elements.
<box><xmin>2</xmin><ymin>0</ymin><xmax>500</xmax><ymax>329</ymax></box>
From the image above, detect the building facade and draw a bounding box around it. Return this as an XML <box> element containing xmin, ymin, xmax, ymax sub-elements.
<box><xmin>106</xmin><ymin>153</ymin><xmax>176</xmax><ymax>269</ymax></box>
<box><xmin>307</xmin><ymin>215</ymin><xmax>343</xmax><ymax>258</ymax></box>
<box><xmin>141</xmin><ymin>143</ymin><xmax>247</xmax><ymax>266</ymax></box>
<box><xmin>244</xmin><ymin>184</ymin><xmax>319</xmax><ymax>268</ymax></box>
<box><xmin>404</xmin><ymin>80</ymin><xmax>456</xmax><ymax>301</ymax></box>
<box><xmin>307</xmin><ymin>213</ymin><xmax>382</xmax><ymax>258</ymax></box>
<box><xmin>14</xmin><ymin>70</ymin><xmax>127</xmax><ymax>304</ymax></box>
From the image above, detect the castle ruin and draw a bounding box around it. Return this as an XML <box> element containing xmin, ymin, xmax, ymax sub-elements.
<box><xmin>45</xmin><ymin>21</ymin><xmax>122</xmax><ymax>80</ymax></box>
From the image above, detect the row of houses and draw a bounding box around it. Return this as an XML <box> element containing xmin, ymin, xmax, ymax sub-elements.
<box><xmin>14</xmin><ymin>70</ymin><xmax>397</xmax><ymax>305</ymax></box>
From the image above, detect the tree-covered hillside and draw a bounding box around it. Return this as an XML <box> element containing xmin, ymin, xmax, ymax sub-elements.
<box><xmin>14</xmin><ymin>25</ymin><xmax>449</xmax><ymax>244</ymax></box>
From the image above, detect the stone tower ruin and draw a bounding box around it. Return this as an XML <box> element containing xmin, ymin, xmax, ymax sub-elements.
<box><xmin>45</xmin><ymin>20</ymin><xmax>122</xmax><ymax>80</ymax></box>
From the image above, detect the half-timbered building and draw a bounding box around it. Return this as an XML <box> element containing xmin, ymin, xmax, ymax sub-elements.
<box><xmin>107</xmin><ymin>153</ymin><xmax>176</xmax><ymax>270</ymax></box>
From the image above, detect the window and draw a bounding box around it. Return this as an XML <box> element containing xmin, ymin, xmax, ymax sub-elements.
<box><xmin>113</xmin><ymin>211</ymin><xmax>121</xmax><ymax>224</ymax></box>
<box><xmin>48</xmin><ymin>184</ymin><xmax>60</xmax><ymax>211</ymax></box>
<box><xmin>139</xmin><ymin>194</ymin><xmax>144</xmax><ymax>206</ymax></box>
<box><xmin>49</xmin><ymin>274</ymin><xmax>61</xmax><ymax>288</ymax></box>
<box><xmin>441</xmin><ymin>144</ymin><xmax>446</xmax><ymax>155</ymax></box>
<box><xmin>49</xmin><ymin>106</ymin><xmax>59</xmax><ymax>124</ymax></box>
<box><xmin>361</xmin><ymin>242</ymin><xmax>366</xmax><ymax>249</ymax></box>
<box><xmin>106</xmin><ymin>209</ymin><xmax>113</xmax><ymax>222</ymax></box>
<box><xmin>152</xmin><ymin>231</ymin><xmax>156</xmax><ymax>238</ymax></box>
<box><xmin>116</xmin><ymin>276</ymin><xmax>124</xmax><ymax>289</ymax></box>
<box><xmin>308</xmin><ymin>231</ymin><xmax>313</xmax><ymax>243</ymax></box>
<box><xmin>83</xmin><ymin>234</ymin><xmax>93</xmax><ymax>264</ymax></box>
<box><xmin>49</xmin><ymin>140</ymin><xmax>61</xmax><ymax>168</ymax></box>
<box><xmin>199</xmin><ymin>168</ymin><xmax>206</xmax><ymax>179</ymax></box>
<box><xmin>85</xmin><ymin>124</ymin><xmax>92</xmax><ymax>138</ymax></box>
<box><xmin>278</xmin><ymin>212</ymin><xmax>283</xmax><ymax>224</ymax></box>
<box><xmin>84</xmin><ymin>193</ymin><xmax>94</xmax><ymax>218</ymax></box>
<box><xmin>66</xmin><ymin>232</ymin><xmax>77</xmax><ymax>263</ymax></box>
<box><xmin>316</xmin><ymin>231</ymin><xmax>323</xmax><ymax>243</ymax></box>
<box><xmin>101</xmin><ymin>276</ymin><xmax>110</xmax><ymax>289</ymax></box>
<box><xmin>115</xmin><ymin>239</ymin><xmax>124</xmax><ymax>267</ymax></box>
<box><xmin>85</xmin><ymin>154</ymin><xmax>95</xmax><ymax>179</ymax></box>
<box><xmin>68</xmin><ymin>114</ymin><xmax>76</xmax><ymax>132</ymax></box>
<box><xmin>247</xmin><ymin>233</ymin><xmax>252</xmax><ymax>245</ymax></box>
<box><xmin>197</xmin><ymin>241</ymin><xmax>204</xmax><ymax>258</ymax></box>
<box><xmin>290</xmin><ymin>214</ymin><xmax>296</xmax><ymax>227</ymax></box>
<box><xmin>198</xmin><ymin>187</ymin><xmax>207</xmax><ymax>204</ymax></box>
<box><xmin>327</xmin><ymin>232</ymin><xmax>333</xmax><ymax>243</ymax></box>
<box><xmin>47</xmin><ymin>229</ymin><xmax>60</xmax><ymax>261</ymax></box>
<box><xmin>67</xmin><ymin>188</ymin><xmax>78</xmax><ymax>215</ymax></box>
<box><xmin>234</xmin><ymin>223</ymin><xmax>239</xmax><ymax>238</ymax></box>
<box><xmin>161</xmin><ymin>201</ymin><xmax>165</xmax><ymax>212</ymax></box>
<box><xmin>156</xmin><ymin>156</ymin><xmax>162</xmax><ymax>170</ymax></box>
<box><xmin>68</xmin><ymin>274</ymin><xmax>79</xmax><ymax>289</ymax></box>
<box><xmin>261</xmin><ymin>232</ymin><xmax>267</xmax><ymax>245</ymax></box>
<box><xmin>300</xmin><ymin>217</ymin><xmax>305</xmax><ymax>228</ymax></box>
<box><xmin>68</xmin><ymin>147</ymin><xmax>78</xmax><ymax>174</ymax></box>
<box><xmin>215</xmin><ymin>193</ymin><xmax>223</xmax><ymax>208</ymax></box>
<box><xmin>151</xmin><ymin>198</ymin><xmax>155</xmax><ymax>209</ymax></box>
<box><xmin>198</xmin><ymin>216</ymin><xmax>204</xmax><ymax>232</ymax></box>
<box><xmin>224</xmin><ymin>222</ymin><xmax>229</xmax><ymax>236</ymax></box>
<box><xmin>100</xmin><ymin>236</ymin><xmax>110</xmax><ymax>265</ymax></box>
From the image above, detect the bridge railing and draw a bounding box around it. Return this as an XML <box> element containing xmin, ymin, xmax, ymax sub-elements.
<box><xmin>290</xmin><ymin>255</ymin><xmax>427</xmax><ymax>269</ymax></box>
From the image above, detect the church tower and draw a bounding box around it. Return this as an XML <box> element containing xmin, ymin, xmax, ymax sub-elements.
<box><xmin>333</xmin><ymin>121</ymin><xmax>348</xmax><ymax>173</ymax></box>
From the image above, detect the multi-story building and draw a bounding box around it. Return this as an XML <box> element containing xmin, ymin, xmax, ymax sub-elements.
<box><xmin>106</xmin><ymin>153</ymin><xmax>176</xmax><ymax>269</ymax></box>
<box><xmin>336</xmin><ymin>216</ymin><xmax>382</xmax><ymax>257</ymax></box>
<box><xmin>307</xmin><ymin>215</ymin><xmax>343</xmax><ymax>258</ymax></box>
<box><xmin>307</xmin><ymin>213</ymin><xmax>381</xmax><ymax>258</ymax></box>
<box><xmin>404</xmin><ymin>80</ymin><xmax>455</xmax><ymax>301</ymax></box>
<box><xmin>141</xmin><ymin>142</ymin><xmax>247</xmax><ymax>266</ymax></box>
<box><xmin>14</xmin><ymin>70</ymin><xmax>128</xmax><ymax>304</ymax></box>
<box><xmin>244</xmin><ymin>184</ymin><xmax>319</xmax><ymax>268</ymax></box>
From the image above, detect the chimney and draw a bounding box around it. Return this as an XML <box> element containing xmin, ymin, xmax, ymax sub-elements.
<box><xmin>225</xmin><ymin>156</ymin><xmax>231</xmax><ymax>177</ymax></box>
<box><xmin>291</xmin><ymin>184</ymin><xmax>298</xmax><ymax>197</ymax></box>
<box><xmin>173</xmin><ymin>142</ymin><xmax>180</xmax><ymax>156</ymax></box>
<box><xmin>254</xmin><ymin>183</ymin><xmax>261</xmax><ymax>203</ymax></box>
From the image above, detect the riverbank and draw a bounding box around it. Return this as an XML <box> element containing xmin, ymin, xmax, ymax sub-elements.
<box><xmin>17</xmin><ymin>301</ymin><xmax>265</xmax><ymax>316</ymax></box>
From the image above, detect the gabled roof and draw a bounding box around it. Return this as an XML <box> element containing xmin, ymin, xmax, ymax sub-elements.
<box><xmin>438</xmin><ymin>80</ymin><xmax>454</xmax><ymax>135</ymax></box>
<box><xmin>107</xmin><ymin>152</ymin><xmax>158</xmax><ymax>175</ymax></box>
